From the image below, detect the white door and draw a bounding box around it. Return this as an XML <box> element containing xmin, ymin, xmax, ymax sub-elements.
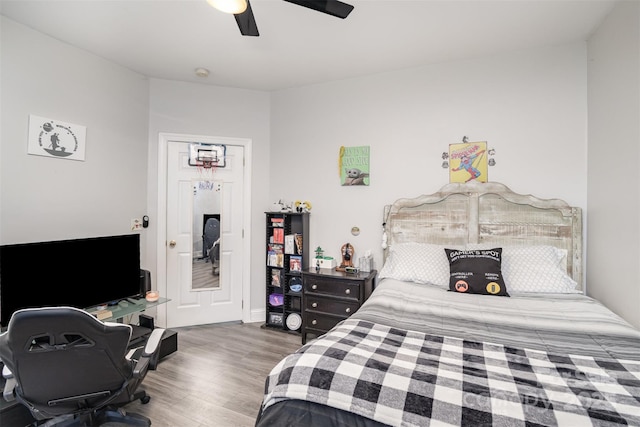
<box><xmin>165</xmin><ymin>141</ymin><xmax>244</xmax><ymax>328</ymax></box>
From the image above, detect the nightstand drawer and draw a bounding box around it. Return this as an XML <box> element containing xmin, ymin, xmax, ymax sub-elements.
<box><xmin>305</xmin><ymin>295</ymin><xmax>360</xmax><ymax>316</ymax></box>
<box><xmin>303</xmin><ymin>312</ymin><xmax>345</xmax><ymax>332</ymax></box>
<box><xmin>304</xmin><ymin>276</ymin><xmax>360</xmax><ymax>300</ymax></box>
<box><xmin>301</xmin><ymin>268</ymin><xmax>376</xmax><ymax>344</ymax></box>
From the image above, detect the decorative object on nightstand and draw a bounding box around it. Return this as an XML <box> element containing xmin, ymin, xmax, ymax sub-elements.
<box><xmin>336</xmin><ymin>242</ymin><xmax>355</xmax><ymax>272</ymax></box>
<box><xmin>301</xmin><ymin>268</ymin><xmax>376</xmax><ymax>344</ymax></box>
<box><xmin>312</xmin><ymin>246</ymin><xmax>336</xmax><ymax>270</ymax></box>
<box><xmin>358</xmin><ymin>250</ymin><xmax>373</xmax><ymax>273</ymax></box>
<box><xmin>264</xmin><ymin>212</ymin><xmax>309</xmax><ymax>335</ymax></box>
<box><xmin>314</xmin><ymin>246</ymin><xmax>323</xmax><ymax>271</ymax></box>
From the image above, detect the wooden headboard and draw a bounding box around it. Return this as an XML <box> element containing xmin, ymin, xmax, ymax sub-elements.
<box><xmin>383</xmin><ymin>182</ymin><xmax>583</xmax><ymax>289</ymax></box>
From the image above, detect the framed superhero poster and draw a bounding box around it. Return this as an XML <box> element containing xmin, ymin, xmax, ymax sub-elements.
<box><xmin>449</xmin><ymin>141</ymin><xmax>487</xmax><ymax>183</ymax></box>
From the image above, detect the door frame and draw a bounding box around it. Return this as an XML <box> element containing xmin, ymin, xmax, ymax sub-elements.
<box><xmin>156</xmin><ymin>132</ymin><xmax>252</xmax><ymax>326</ymax></box>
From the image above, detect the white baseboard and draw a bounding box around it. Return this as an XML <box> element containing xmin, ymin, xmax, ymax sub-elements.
<box><xmin>247</xmin><ymin>308</ymin><xmax>266</xmax><ymax>323</ymax></box>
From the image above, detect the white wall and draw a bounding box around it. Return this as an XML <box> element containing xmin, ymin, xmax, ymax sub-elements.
<box><xmin>0</xmin><ymin>17</ymin><xmax>149</xmax><ymax>249</ymax></box>
<box><xmin>587</xmin><ymin>1</ymin><xmax>640</xmax><ymax>329</ymax></box>
<box><xmin>271</xmin><ymin>44</ymin><xmax>589</xmax><ymax>277</ymax></box>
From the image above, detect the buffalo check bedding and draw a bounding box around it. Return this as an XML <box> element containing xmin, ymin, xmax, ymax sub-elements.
<box><xmin>258</xmin><ymin>279</ymin><xmax>640</xmax><ymax>427</ymax></box>
<box><xmin>262</xmin><ymin>319</ymin><xmax>640</xmax><ymax>427</ymax></box>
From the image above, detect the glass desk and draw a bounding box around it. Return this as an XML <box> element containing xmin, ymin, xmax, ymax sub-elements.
<box><xmin>86</xmin><ymin>297</ymin><xmax>169</xmax><ymax>322</ymax></box>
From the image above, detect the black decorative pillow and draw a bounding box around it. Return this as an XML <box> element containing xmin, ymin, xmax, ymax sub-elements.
<box><xmin>445</xmin><ymin>248</ymin><xmax>509</xmax><ymax>296</ymax></box>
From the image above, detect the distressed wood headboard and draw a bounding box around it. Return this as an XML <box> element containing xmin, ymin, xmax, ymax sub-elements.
<box><xmin>383</xmin><ymin>182</ymin><xmax>583</xmax><ymax>289</ymax></box>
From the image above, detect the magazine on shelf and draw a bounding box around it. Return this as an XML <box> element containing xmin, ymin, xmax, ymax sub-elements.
<box><xmin>272</xmin><ymin>227</ymin><xmax>284</xmax><ymax>244</ymax></box>
<box><xmin>271</xmin><ymin>270</ymin><xmax>282</xmax><ymax>287</ymax></box>
<box><xmin>289</xmin><ymin>255</ymin><xmax>302</xmax><ymax>272</ymax></box>
<box><xmin>285</xmin><ymin>234</ymin><xmax>295</xmax><ymax>254</ymax></box>
<box><xmin>294</xmin><ymin>234</ymin><xmax>303</xmax><ymax>255</ymax></box>
<box><xmin>267</xmin><ymin>245</ymin><xmax>284</xmax><ymax>267</ymax></box>
<box><xmin>270</xmin><ymin>217</ymin><xmax>284</xmax><ymax>227</ymax></box>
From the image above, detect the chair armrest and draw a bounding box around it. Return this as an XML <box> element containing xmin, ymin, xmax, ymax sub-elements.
<box><xmin>2</xmin><ymin>365</ymin><xmax>16</xmax><ymax>402</ymax></box>
<box><xmin>143</xmin><ymin>328</ymin><xmax>165</xmax><ymax>355</ymax></box>
<box><xmin>132</xmin><ymin>328</ymin><xmax>165</xmax><ymax>378</ymax></box>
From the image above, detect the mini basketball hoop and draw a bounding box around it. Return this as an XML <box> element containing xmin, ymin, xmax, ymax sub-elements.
<box><xmin>200</xmin><ymin>159</ymin><xmax>214</xmax><ymax>169</ymax></box>
<box><xmin>190</xmin><ymin>143</ymin><xmax>226</xmax><ymax>178</ymax></box>
<box><xmin>196</xmin><ymin>156</ymin><xmax>218</xmax><ymax>178</ymax></box>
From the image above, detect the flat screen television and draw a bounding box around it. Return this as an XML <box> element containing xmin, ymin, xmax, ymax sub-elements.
<box><xmin>0</xmin><ymin>234</ymin><xmax>142</xmax><ymax>327</ymax></box>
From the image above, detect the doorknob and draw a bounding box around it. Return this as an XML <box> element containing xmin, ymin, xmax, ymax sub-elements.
<box><xmin>169</xmin><ymin>240</ymin><xmax>176</xmax><ymax>248</ymax></box>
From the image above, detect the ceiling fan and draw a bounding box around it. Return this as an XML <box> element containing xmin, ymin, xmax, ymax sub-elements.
<box><xmin>210</xmin><ymin>0</ymin><xmax>355</xmax><ymax>37</ymax></box>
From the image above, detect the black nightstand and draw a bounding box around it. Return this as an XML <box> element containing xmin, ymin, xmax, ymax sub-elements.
<box><xmin>301</xmin><ymin>268</ymin><xmax>376</xmax><ymax>344</ymax></box>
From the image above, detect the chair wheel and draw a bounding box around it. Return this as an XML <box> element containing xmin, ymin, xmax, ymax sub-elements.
<box><xmin>141</xmin><ymin>395</ymin><xmax>151</xmax><ymax>404</ymax></box>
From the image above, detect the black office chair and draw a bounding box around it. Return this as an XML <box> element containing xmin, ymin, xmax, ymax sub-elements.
<box><xmin>203</xmin><ymin>217</ymin><xmax>221</xmax><ymax>275</ymax></box>
<box><xmin>0</xmin><ymin>306</ymin><xmax>165</xmax><ymax>426</ymax></box>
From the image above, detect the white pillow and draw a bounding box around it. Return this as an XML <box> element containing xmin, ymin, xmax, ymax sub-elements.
<box><xmin>467</xmin><ymin>244</ymin><xmax>578</xmax><ymax>293</ymax></box>
<box><xmin>379</xmin><ymin>243</ymin><xmax>579</xmax><ymax>294</ymax></box>
<box><xmin>378</xmin><ymin>242</ymin><xmax>450</xmax><ymax>287</ymax></box>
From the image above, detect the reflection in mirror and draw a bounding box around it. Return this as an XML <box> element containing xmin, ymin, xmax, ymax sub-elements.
<box><xmin>192</xmin><ymin>180</ymin><xmax>221</xmax><ymax>290</ymax></box>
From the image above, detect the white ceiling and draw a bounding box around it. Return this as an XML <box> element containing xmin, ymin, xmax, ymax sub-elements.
<box><xmin>0</xmin><ymin>0</ymin><xmax>617</xmax><ymax>91</ymax></box>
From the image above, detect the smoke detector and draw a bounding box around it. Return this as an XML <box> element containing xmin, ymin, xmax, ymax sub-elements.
<box><xmin>195</xmin><ymin>68</ymin><xmax>210</xmax><ymax>78</ymax></box>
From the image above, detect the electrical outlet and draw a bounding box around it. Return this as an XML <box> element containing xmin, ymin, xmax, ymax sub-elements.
<box><xmin>131</xmin><ymin>218</ymin><xmax>142</xmax><ymax>231</ymax></box>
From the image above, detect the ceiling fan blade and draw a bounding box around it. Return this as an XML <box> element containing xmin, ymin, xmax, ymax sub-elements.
<box><xmin>283</xmin><ymin>0</ymin><xmax>354</xmax><ymax>19</ymax></box>
<box><xmin>234</xmin><ymin>0</ymin><xmax>259</xmax><ymax>36</ymax></box>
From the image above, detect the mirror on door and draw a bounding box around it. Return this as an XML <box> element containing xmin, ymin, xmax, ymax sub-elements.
<box><xmin>192</xmin><ymin>180</ymin><xmax>221</xmax><ymax>290</ymax></box>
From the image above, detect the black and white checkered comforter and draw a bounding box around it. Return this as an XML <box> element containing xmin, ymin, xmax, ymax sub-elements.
<box><xmin>262</xmin><ymin>318</ymin><xmax>640</xmax><ymax>427</ymax></box>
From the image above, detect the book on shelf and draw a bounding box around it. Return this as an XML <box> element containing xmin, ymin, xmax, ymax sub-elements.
<box><xmin>284</xmin><ymin>234</ymin><xmax>295</xmax><ymax>254</ymax></box>
<box><xmin>267</xmin><ymin>243</ymin><xmax>283</xmax><ymax>252</ymax></box>
<box><xmin>294</xmin><ymin>234</ymin><xmax>303</xmax><ymax>255</ymax></box>
<box><xmin>270</xmin><ymin>217</ymin><xmax>284</xmax><ymax>227</ymax></box>
<box><xmin>289</xmin><ymin>255</ymin><xmax>302</xmax><ymax>272</ymax></box>
<box><xmin>271</xmin><ymin>270</ymin><xmax>282</xmax><ymax>287</ymax></box>
<box><xmin>267</xmin><ymin>250</ymin><xmax>284</xmax><ymax>267</ymax></box>
<box><xmin>273</xmin><ymin>228</ymin><xmax>284</xmax><ymax>244</ymax></box>
<box><xmin>267</xmin><ymin>245</ymin><xmax>283</xmax><ymax>265</ymax></box>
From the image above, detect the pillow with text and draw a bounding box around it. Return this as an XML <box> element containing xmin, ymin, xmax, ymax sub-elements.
<box><xmin>445</xmin><ymin>248</ymin><xmax>509</xmax><ymax>296</ymax></box>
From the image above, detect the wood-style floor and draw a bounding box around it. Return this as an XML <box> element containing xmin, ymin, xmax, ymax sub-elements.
<box><xmin>121</xmin><ymin>321</ymin><xmax>302</xmax><ymax>427</ymax></box>
<box><xmin>192</xmin><ymin>258</ymin><xmax>220</xmax><ymax>290</ymax></box>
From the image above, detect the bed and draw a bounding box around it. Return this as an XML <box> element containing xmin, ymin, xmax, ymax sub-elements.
<box><xmin>255</xmin><ymin>182</ymin><xmax>640</xmax><ymax>427</ymax></box>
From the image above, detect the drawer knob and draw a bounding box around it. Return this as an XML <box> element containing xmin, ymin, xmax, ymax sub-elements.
<box><xmin>312</xmin><ymin>302</ymin><xmax>318</xmax><ymax>308</ymax></box>
<box><xmin>345</xmin><ymin>308</ymin><xmax>351</xmax><ymax>313</ymax></box>
<box><xmin>312</xmin><ymin>319</ymin><xmax>317</xmax><ymax>325</ymax></box>
<box><xmin>312</xmin><ymin>284</ymin><xmax>317</xmax><ymax>290</ymax></box>
<box><xmin>345</xmin><ymin>289</ymin><xmax>351</xmax><ymax>295</ymax></box>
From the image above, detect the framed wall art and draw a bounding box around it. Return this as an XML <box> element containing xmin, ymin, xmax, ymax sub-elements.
<box><xmin>449</xmin><ymin>141</ymin><xmax>487</xmax><ymax>183</ymax></box>
<box><xmin>27</xmin><ymin>115</ymin><xmax>87</xmax><ymax>161</ymax></box>
<box><xmin>339</xmin><ymin>145</ymin><xmax>370</xmax><ymax>186</ymax></box>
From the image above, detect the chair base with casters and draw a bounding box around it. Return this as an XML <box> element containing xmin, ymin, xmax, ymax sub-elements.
<box><xmin>24</xmin><ymin>407</ymin><xmax>151</xmax><ymax>427</ymax></box>
<box><xmin>0</xmin><ymin>306</ymin><xmax>166</xmax><ymax>427</ymax></box>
